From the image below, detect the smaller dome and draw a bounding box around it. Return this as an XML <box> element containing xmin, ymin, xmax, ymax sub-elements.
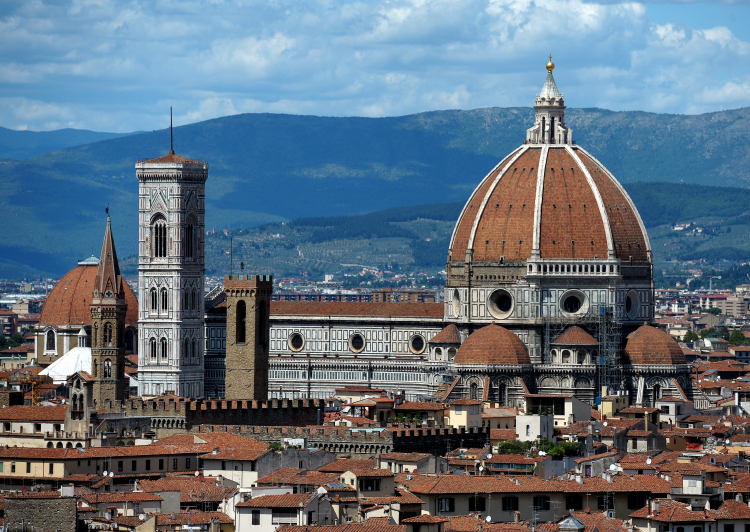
<box><xmin>454</xmin><ymin>323</ymin><xmax>530</xmax><ymax>365</ymax></box>
<box><xmin>624</xmin><ymin>324</ymin><xmax>686</xmax><ymax>365</ymax></box>
<box><xmin>551</xmin><ymin>326</ymin><xmax>599</xmax><ymax>346</ymax></box>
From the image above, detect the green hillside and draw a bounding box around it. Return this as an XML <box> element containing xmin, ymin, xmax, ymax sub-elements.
<box><xmin>3</xmin><ymin>107</ymin><xmax>750</xmax><ymax>277</ymax></box>
<box><xmin>121</xmin><ymin>183</ymin><xmax>750</xmax><ymax>288</ymax></box>
<box><xmin>0</xmin><ymin>126</ymin><xmax>133</xmax><ymax>160</ymax></box>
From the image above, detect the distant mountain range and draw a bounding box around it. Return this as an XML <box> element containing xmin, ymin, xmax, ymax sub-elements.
<box><xmin>0</xmin><ymin>126</ymin><xmax>133</xmax><ymax>160</ymax></box>
<box><xmin>2</xmin><ymin>106</ymin><xmax>750</xmax><ymax>278</ymax></box>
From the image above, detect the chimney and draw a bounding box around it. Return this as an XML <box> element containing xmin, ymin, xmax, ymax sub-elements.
<box><xmin>575</xmin><ymin>475</ymin><xmax>583</xmax><ymax>484</ymax></box>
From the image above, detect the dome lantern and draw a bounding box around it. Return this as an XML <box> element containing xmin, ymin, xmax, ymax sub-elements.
<box><xmin>526</xmin><ymin>57</ymin><xmax>572</xmax><ymax>145</ymax></box>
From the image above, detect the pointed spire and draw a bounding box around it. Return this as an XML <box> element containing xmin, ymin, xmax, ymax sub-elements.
<box><xmin>169</xmin><ymin>106</ymin><xmax>175</xmax><ymax>155</ymax></box>
<box><xmin>95</xmin><ymin>214</ymin><xmax>122</xmax><ymax>300</ymax></box>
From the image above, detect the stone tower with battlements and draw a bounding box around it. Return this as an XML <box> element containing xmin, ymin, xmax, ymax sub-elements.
<box><xmin>136</xmin><ymin>149</ymin><xmax>208</xmax><ymax>398</ymax></box>
<box><xmin>90</xmin><ymin>216</ymin><xmax>128</xmax><ymax>406</ymax></box>
<box><xmin>224</xmin><ymin>274</ymin><xmax>272</xmax><ymax>400</ymax></box>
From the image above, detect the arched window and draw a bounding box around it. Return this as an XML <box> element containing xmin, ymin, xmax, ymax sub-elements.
<box><xmin>161</xmin><ymin>288</ymin><xmax>168</xmax><ymax>312</ymax></box>
<box><xmin>150</xmin><ymin>288</ymin><xmax>157</xmax><ymax>312</ymax></box>
<box><xmin>104</xmin><ymin>360</ymin><xmax>112</xmax><ymax>378</ymax></box>
<box><xmin>160</xmin><ymin>338</ymin><xmax>168</xmax><ymax>360</ymax></box>
<box><xmin>470</xmin><ymin>382</ymin><xmax>478</xmax><ymax>401</ymax></box>
<box><xmin>103</xmin><ymin>323</ymin><xmax>112</xmax><ymax>347</ymax></box>
<box><xmin>192</xmin><ymin>339</ymin><xmax>197</xmax><ymax>361</ymax></box>
<box><xmin>191</xmin><ymin>288</ymin><xmax>197</xmax><ymax>310</ymax></box>
<box><xmin>93</xmin><ymin>360</ymin><xmax>98</xmax><ymax>378</ymax></box>
<box><xmin>526</xmin><ymin>425</ymin><xmax>531</xmax><ymax>437</ymax></box>
<box><xmin>183</xmin><ymin>339</ymin><xmax>189</xmax><ymax>362</ymax></box>
<box><xmin>236</xmin><ymin>301</ymin><xmax>246</xmax><ymax>344</ymax></box>
<box><xmin>150</xmin><ymin>338</ymin><xmax>157</xmax><ymax>360</ymax></box>
<box><xmin>184</xmin><ymin>287</ymin><xmax>189</xmax><ymax>310</ymax></box>
<box><xmin>46</xmin><ymin>330</ymin><xmax>55</xmax><ymax>351</ymax></box>
<box><xmin>152</xmin><ymin>216</ymin><xmax>167</xmax><ymax>258</ymax></box>
<box><xmin>185</xmin><ymin>222</ymin><xmax>194</xmax><ymax>258</ymax></box>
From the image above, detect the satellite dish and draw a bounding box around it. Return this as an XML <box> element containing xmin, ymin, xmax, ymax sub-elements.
<box><xmin>609</xmin><ymin>464</ymin><xmax>617</xmax><ymax>471</ymax></box>
<box><xmin>584</xmin><ymin>506</ymin><xmax>591</xmax><ymax>513</ymax></box>
<box><xmin>103</xmin><ymin>470</ymin><xmax>108</xmax><ymax>476</ymax></box>
<box><xmin>109</xmin><ymin>472</ymin><xmax>114</xmax><ymax>478</ymax></box>
<box><xmin>486</xmin><ymin>516</ymin><xmax>492</xmax><ymax>523</ymax></box>
<box><xmin>479</xmin><ymin>466</ymin><xmax>484</xmax><ymax>472</ymax></box>
<box><xmin>603</xmin><ymin>422</ymin><xmax>608</xmax><ymax>427</ymax></box>
<box><xmin>139</xmin><ymin>514</ymin><xmax>145</xmax><ymax>521</ymax></box>
<box><xmin>487</xmin><ymin>454</ymin><xmax>493</xmax><ymax>460</ymax></box>
<box><xmin>646</xmin><ymin>458</ymin><xmax>652</xmax><ymax>465</ymax></box>
<box><xmin>726</xmin><ymin>439</ymin><xmax>730</xmax><ymax>445</ymax></box>
<box><xmin>538</xmin><ymin>451</ymin><xmax>546</xmax><ymax>456</ymax></box>
<box><xmin>195</xmin><ymin>470</ymin><xmax>200</xmax><ymax>476</ymax></box>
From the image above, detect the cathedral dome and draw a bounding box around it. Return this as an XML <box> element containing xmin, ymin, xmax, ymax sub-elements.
<box><xmin>454</xmin><ymin>323</ymin><xmax>530</xmax><ymax>365</ymax></box>
<box><xmin>623</xmin><ymin>324</ymin><xmax>686</xmax><ymax>365</ymax></box>
<box><xmin>39</xmin><ymin>259</ymin><xmax>138</xmax><ymax>327</ymax></box>
<box><xmin>448</xmin><ymin>64</ymin><xmax>650</xmax><ymax>268</ymax></box>
<box><xmin>449</xmin><ymin>145</ymin><xmax>650</xmax><ymax>264</ymax></box>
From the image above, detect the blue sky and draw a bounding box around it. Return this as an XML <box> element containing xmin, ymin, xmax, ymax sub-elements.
<box><xmin>1</xmin><ymin>0</ymin><xmax>748</xmax><ymax>132</ymax></box>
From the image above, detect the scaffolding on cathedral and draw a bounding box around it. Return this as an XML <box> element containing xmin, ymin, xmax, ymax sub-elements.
<box><xmin>542</xmin><ymin>305</ymin><xmax>622</xmax><ymax>396</ymax></box>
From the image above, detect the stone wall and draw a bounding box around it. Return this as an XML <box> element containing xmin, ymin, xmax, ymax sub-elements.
<box><xmin>199</xmin><ymin>424</ymin><xmax>491</xmax><ymax>458</ymax></box>
<box><xmin>224</xmin><ymin>275</ymin><xmax>272</xmax><ymax>401</ymax></box>
<box><xmin>4</xmin><ymin>496</ymin><xmax>77</xmax><ymax>532</ymax></box>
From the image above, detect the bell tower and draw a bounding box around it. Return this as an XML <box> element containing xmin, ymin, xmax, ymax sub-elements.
<box><xmin>224</xmin><ymin>274</ymin><xmax>272</xmax><ymax>400</ymax></box>
<box><xmin>135</xmin><ymin>122</ymin><xmax>208</xmax><ymax>398</ymax></box>
<box><xmin>90</xmin><ymin>215</ymin><xmax>128</xmax><ymax>407</ymax></box>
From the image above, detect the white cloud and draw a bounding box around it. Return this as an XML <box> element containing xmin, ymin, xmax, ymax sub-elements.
<box><xmin>0</xmin><ymin>0</ymin><xmax>748</xmax><ymax>131</ymax></box>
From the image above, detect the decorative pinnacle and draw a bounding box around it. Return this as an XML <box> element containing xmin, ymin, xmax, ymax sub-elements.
<box><xmin>546</xmin><ymin>54</ymin><xmax>555</xmax><ymax>73</ymax></box>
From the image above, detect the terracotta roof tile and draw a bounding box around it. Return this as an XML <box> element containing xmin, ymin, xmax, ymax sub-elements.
<box><xmin>551</xmin><ymin>326</ymin><xmax>599</xmax><ymax>346</ymax></box>
<box><xmin>454</xmin><ymin>324</ymin><xmax>530</xmax><ymax>365</ymax></box>
<box><xmin>238</xmin><ymin>492</ymin><xmax>316</xmax><ymax>508</ymax></box>
<box><xmin>270</xmin><ymin>301</ymin><xmax>443</xmax><ymax>318</ymax></box>
<box><xmin>430</xmin><ymin>324</ymin><xmax>462</xmax><ymax>344</ymax></box>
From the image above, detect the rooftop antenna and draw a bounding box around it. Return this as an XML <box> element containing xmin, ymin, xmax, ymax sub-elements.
<box><xmin>170</xmin><ymin>106</ymin><xmax>175</xmax><ymax>155</ymax></box>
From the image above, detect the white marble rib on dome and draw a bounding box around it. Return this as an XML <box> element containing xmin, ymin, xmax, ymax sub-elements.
<box><xmin>40</xmin><ymin>346</ymin><xmax>91</xmax><ymax>384</ymax></box>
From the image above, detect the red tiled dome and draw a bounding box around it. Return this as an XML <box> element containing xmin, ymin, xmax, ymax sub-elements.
<box><xmin>39</xmin><ymin>263</ymin><xmax>138</xmax><ymax>327</ymax></box>
<box><xmin>623</xmin><ymin>324</ymin><xmax>686</xmax><ymax>365</ymax></box>
<box><xmin>551</xmin><ymin>326</ymin><xmax>599</xmax><ymax>346</ymax></box>
<box><xmin>454</xmin><ymin>324</ymin><xmax>530</xmax><ymax>365</ymax></box>
<box><xmin>448</xmin><ymin>146</ymin><xmax>650</xmax><ymax>263</ymax></box>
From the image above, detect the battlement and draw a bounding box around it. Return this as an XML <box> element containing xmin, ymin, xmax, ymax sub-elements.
<box><xmin>103</xmin><ymin>397</ymin><xmax>320</xmax><ymax>415</ymax></box>
<box><xmin>224</xmin><ymin>274</ymin><xmax>273</xmax><ymax>292</ymax></box>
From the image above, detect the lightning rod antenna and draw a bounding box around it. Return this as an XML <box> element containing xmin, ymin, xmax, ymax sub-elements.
<box><xmin>170</xmin><ymin>106</ymin><xmax>174</xmax><ymax>155</ymax></box>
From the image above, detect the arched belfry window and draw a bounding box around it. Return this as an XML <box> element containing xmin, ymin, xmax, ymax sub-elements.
<box><xmin>150</xmin><ymin>288</ymin><xmax>157</xmax><ymax>312</ymax></box>
<box><xmin>185</xmin><ymin>222</ymin><xmax>194</xmax><ymax>258</ymax></box>
<box><xmin>103</xmin><ymin>323</ymin><xmax>113</xmax><ymax>347</ymax></box>
<box><xmin>192</xmin><ymin>339</ymin><xmax>197</xmax><ymax>361</ymax></box>
<box><xmin>183</xmin><ymin>339</ymin><xmax>189</xmax><ymax>362</ymax></box>
<box><xmin>152</xmin><ymin>216</ymin><xmax>168</xmax><ymax>258</ymax></box>
<box><xmin>236</xmin><ymin>300</ymin><xmax>246</xmax><ymax>344</ymax></box>
<box><xmin>470</xmin><ymin>382</ymin><xmax>478</xmax><ymax>401</ymax></box>
<box><xmin>149</xmin><ymin>338</ymin><xmax>157</xmax><ymax>360</ymax></box>
<box><xmin>160</xmin><ymin>338</ymin><xmax>168</xmax><ymax>360</ymax></box>
<box><xmin>161</xmin><ymin>288</ymin><xmax>168</xmax><ymax>312</ymax></box>
<box><xmin>46</xmin><ymin>330</ymin><xmax>55</xmax><ymax>351</ymax></box>
<box><xmin>104</xmin><ymin>360</ymin><xmax>112</xmax><ymax>378</ymax></box>
<box><xmin>191</xmin><ymin>288</ymin><xmax>197</xmax><ymax>310</ymax></box>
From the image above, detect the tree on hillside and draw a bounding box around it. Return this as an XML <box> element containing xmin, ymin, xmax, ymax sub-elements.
<box><xmin>729</xmin><ymin>329</ymin><xmax>747</xmax><ymax>346</ymax></box>
<box><xmin>683</xmin><ymin>330</ymin><xmax>700</xmax><ymax>342</ymax></box>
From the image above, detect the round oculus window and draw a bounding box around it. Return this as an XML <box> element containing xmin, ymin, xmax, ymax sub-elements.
<box><xmin>349</xmin><ymin>333</ymin><xmax>365</xmax><ymax>353</ymax></box>
<box><xmin>409</xmin><ymin>334</ymin><xmax>426</xmax><ymax>354</ymax></box>
<box><xmin>288</xmin><ymin>333</ymin><xmax>305</xmax><ymax>352</ymax></box>
<box><xmin>625</xmin><ymin>290</ymin><xmax>640</xmax><ymax>320</ymax></box>
<box><xmin>560</xmin><ymin>290</ymin><xmax>589</xmax><ymax>316</ymax></box>
<box><xmin>487</xmin><ymin>289</ymin><xmax>514</xmax><ymax>319</ymax></box>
